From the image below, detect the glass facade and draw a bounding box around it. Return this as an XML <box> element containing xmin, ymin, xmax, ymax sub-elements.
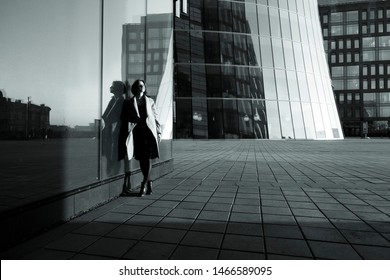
<box><xmin>320</xmin><ymin>0</ymin><xmax>390</xmax><ymax>137</ymax></box>
<box><xmin>0</xmin><ymin>0</ymin><xmax>173</xmax><ymax>215</ymax></box>
<box><xmin>174</xmin><ymin>0</ymin><xmax>343</xmax><ymax>139</ymax></box>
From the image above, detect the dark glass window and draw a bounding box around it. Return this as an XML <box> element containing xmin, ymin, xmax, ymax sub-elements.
<box><xmin>207</xmin><ymin>99</ymin><xmax>224</xmax><ymax>139</ymax></box>
<box><xmin>176</xmin><ymin>65</ymin><xmax>191</xmax><ymax>97</ymax></box>
<box><xmin>175</xmin><ymin>99</ymin><xmax>192</xmax><ymax>138</ymax></box>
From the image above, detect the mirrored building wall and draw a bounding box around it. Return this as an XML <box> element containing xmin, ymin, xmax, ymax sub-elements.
<box><xmin>174</xmin><ymin>0</ymin><xmax>343</xmax><ymax>139</ymax></box>
<box><xmin>0</xmin><ymin>0</ymin><xmax>174</xmax><ymax>242</ymax></box>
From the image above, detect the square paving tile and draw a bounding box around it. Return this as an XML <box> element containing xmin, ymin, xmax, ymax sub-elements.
<box><xmin>168</xmin><ymin>208</ymin><xmax>201</xmax><ymax>219</ymax></box>
<box><xmin>157</xmin><ymin>217</ymin><xmax>194</xmax><ymax>230</ymax></box>
<box><xmin>226</xmin><ymin>222</ymin><xmax>262</xmax><ymax>236</ymax></box>
<box><xmin>308</xmin><ymin>241</ymin><xmax>361</xmax><ymax>260</ymax></box>
<box><xmin>190</xmin><ymin>220</ymin><xmax>227</xmax><ymax>233</ymax></box>
<box><xmin>125</xmin><ymin>215</ymin><xmax>163</xmax><ymax>227</ymax></box>
<box><xmin>341</xmin><ymin>230</ymin><xmax>390</xmax><ymax>246</ymax></box>
<box><xmin>353</xmin><ymin>244</ymin><xmax>390</xmax><ymax>260</ymax></box>
<box><xmin>218</xmin><ymin>250</ymin><xmax>265</xmax><ymax>260</ymax></box>
<box><xmin>45</xmin><ymin>233</ymin><xmax>100</xmax><ymax>252</ymax></box>
<box><xmin>229</xmin><ymin>212</ymin><xmax>262</xmax><ymax>224</ymax></box>
<box><xmin>265</xmin><ymin>237</ymin><xmax>312</xmax><ymax>258</ymax></box>
<box><xmin>263</xmin><ymin>224</ymin><xmax>303</xmax><ymax>239</ymax></box>
<box><xmin>232</xmin><ymin>204</ymin><xmax>261</xmax><ymax>213</ymax></box>
<box><xmin>301</xmin><ymin>226</ymin><xmax>346</xmax><ymax>242</ymax></box>
<box><xmin>123</xmin><ymin>241</ymin><xmax>176</xmax><ymax>259</ymax></box>
<box><xmin>180</xmin><ymin>231</ymin><xmax>224</xmax><ymax>248</ymax></box>
<box><xmin>143</xmin><ymin>228</ymin><xmax>187</xmax><ymax>244</ymax></box>
<box><xmin>170</xmin><ymin>245</ymin><xmax>219</xmax><ymax>260</ymax></box>
<box><xmin>203</xmin><ymin>203</ymin><xmax>232</xmax><ymax>211</ymax></box>
<box><xmin>73</xmin><ymin>222</ymin><xmax>118</xmax><ymax>236</ymax></box>
<box><xmin>221</xmin><ymin>234</ymin><xmax>264</xmax><ymax>253</ymax></box>
<box><xmin>94</xmin><ymin>212</ymin><xmax>133</xmax><ymax>224</ymax></box>
<box><xmin>198</xmin><ymin>210</ymin><xmax>230</xmax><ymax>222</ymax></box>
<box><xmin>81</xmin><ymin>237</ymin><xmax>136</xmax><ymax>258</ymax></box>
<box><xmin>139</xmin><ymin>206</ymin><xmax>172</xmax><ymax>217</ymax></box>
<box><xmin>262</xmin><ymin>214</ymin><xmax>297</xmax><ymax>226</ymax></box>
<box><xmin>262</xmin><ymin>206</ymin><xmax>292</xmax><ymax>216</ymax></box>
<box><xmin>106</xmin><ymin>224</ymin><xmax>151</xmax><ymax>240</ymax></box>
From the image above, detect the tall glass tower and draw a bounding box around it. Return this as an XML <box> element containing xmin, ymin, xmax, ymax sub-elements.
<box><xmin>174</xmin><ymin>0</ymin><xmax>343</xmax><ymax>139</ymax></box>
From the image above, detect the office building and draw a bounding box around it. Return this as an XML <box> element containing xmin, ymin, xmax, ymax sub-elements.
<box><xmin>319</xmin><ymin>0</ymin><xmax>390</xmax><ymax>137</ymax></box>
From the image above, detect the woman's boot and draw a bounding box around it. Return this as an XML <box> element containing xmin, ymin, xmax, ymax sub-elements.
<box><xmin>121</xmin><ymin>172</ymin><xmax>132</xmax><ymax>196</ymax></box>
<box><xmin>146</xmin><ymin>180</ymin><xmax>153</xmax><ymax>195</ymax></box>
<box><xmin>139</xmin><ymin>181</ymin><xmax>147</xmax><ymax>197</ymax></box>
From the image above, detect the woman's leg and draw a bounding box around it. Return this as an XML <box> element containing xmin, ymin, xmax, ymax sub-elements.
<box><xmin>139</xmin><ymin>158</ymin><xmax>151</xmax><ymax>184</ymax></box>
<box><xmin>138</xmin><ymin>158</ymin><xmax>151</xmax><ymax>196</ymax></box>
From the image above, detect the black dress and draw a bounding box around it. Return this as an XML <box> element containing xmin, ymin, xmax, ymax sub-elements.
<box><xmin>132</xmin><ymin>96</ymin><xmax>157</xmax><ymax>160</ymax></box>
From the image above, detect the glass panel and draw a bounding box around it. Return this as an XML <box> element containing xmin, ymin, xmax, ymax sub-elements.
<box><xmin>260</xmin><ymin>36</ymin><xmax>274</xmax><ymax>67</ymax></box>
<box><xmin>175</xmin><ymin>31</ymin><xmax>190</xmax><ymax>62</ymax></box>
<box><xmin>236</xmin><ymin>66</ymin><xmax>251</xmax><ymax>98</ymax></box>
<box><xmin>221</xmin><ymin>66</ymin><xmax>236</xmax><ymax>97</ymax></box>
<box><xmin>206</xmin><ymin>65</ymin><xmax>222</xmax><ymax>97</ymax></box>
<box><xmin>258</xmin><ymin>5</ymin><xmax>270</xmax><ymax>36</ymax></box>
<box><xmin>286</xmin><ymin>71</ymin><xmax>300</xmax><ymax>101</ymax></box>
<box><xmin>265</xmin><ymin>100</ymin><xmax>281</xmax><ymax>139</ymax></box>
<box><xmin>207</xmin><ymin>99</ymin><xmax>224</xmax><ymax>139</ymax></box>
<box><xmin>301</xmin><ymin>103</ymin><xmax>316</xmax><ymax>139</ymax></box>
<box><xmin>297</xmin><ymin>72</ymin><xmax>310</xmax><ymax>102</ymax></box>
<box><xmin>283</xmin><ymin>40</ymin><xmax>295</xmax><ymax>70</ymax></box>
<box><xmin>249</xmin><ymin>67</ymin><xmax>265</xmax><ymax>99</ymax></box>
<box><xmin>175</xmin><ymin>99</ymin><xmax>192</xmax><ymax>138</ymax></box>
<box><xmin>223</xmin><ymin>99</ymin><xmax>239</xmax><ymax>139</ymax></box>
<box><xmin>278</xmin><ymin>101</ymin><xmax>294</xmax><ymax>139</ymax></box>
<box><xmin>331</xmin><ymin>66</ymin><xmax>344</xmax><ymax>78</ymax></box>
<box><xmin>237</xmin><ymin>99</ymin><xmax>254</xmax><ymax>138</ymax></box>
<box><xmin>191</xmin><ymin>64</ymin><xmax>207</xmax><ymax>97</ymax></box>
<box><xmin>379</xmin><ymin>50</ymin><xmax>390</xmax><ymax>60</ymax></box>
<box><xmin>192</xmin><ymin>98</ymin><xmax>208</xmax><ymax>138</ymax></box>
<box><xmin>269</xmin><ymin>7</ymin><xmax>281</xmax><ymax>37</ymax></box>
<box><xmin>176</xmin><ymin>65</ymin><xmax>191</xmax><ymax>97</ymax></box>
<box><xmin>263</xmin><ymin>68</ymin><xmax>277</xmax><ymax>100</ymax></box>
<box><xmin>331</xmin><ymin>12</ymin><xmax>343</xmax><ymax>23</ymax></box>
<box><xmin>219</xmin><ymin>1</ymin><xmax>233</xmax><ymax>32</ymax></box>
<box><xmin>290</xmin><ymin>13</ymin><xmax>301</xmax><ymax>42</ymax></box>
<box><xmin>234</xmin><ymin>34</ymin><xmax>249</xmax><ymax>65</ymax></box>
<box><xmin>220</xmin><ymin>33</ymin><xmax>234</xmax><ymax>64</ymax></box>
<box><xmin>312</xmin><ymin>103</ymin><xmax>325</xmax><ymax>138</ymax></box>
<box><xmin>245</xmin><ymin>2</ymin><xmax>259</xmax><ymax>35</ymax></box>
<box><xmin>204</xmin><ymin>32</ymin><xmax>220</xmax><ymax>63</ymax></box>
<box><xmin>346</xmin><ymin>11</ymin><xmax>358</xmax><ymax>21</ymax></box>
<box><xmin>280</xmin><ymin>10</ymin><xmax>292</xmax><ymax>39</ymax></box>
<box><xmin>291</xmin><ymin>102</ymin><xmax>306</xmax><ymax>139</ymax></box>
<box><xmin>272</xmin><ymin>38</ymin><xmax>285</xmax><ymax>68</ymax></box>
<box><xmin>275</xmin><ymin>69</ymin><xmax>289</xmax><ymax>100</ymax></box>
<box><xmin>252</xmin><ymin>100</ymin><xmax>268</xmax><ymax>139</ymax></box>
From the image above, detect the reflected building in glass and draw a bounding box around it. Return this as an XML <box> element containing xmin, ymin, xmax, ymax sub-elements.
<box><xmin>319</xmin><ymin>0</ymin><xmax>390</xmax><ymax>137</ymax></box>
<box><xmin>173</xmin><ymin>0</ymin><xmax>343</xmax><ymax>139</ymax></box>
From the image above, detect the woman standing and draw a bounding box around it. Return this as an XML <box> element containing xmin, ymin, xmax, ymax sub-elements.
<box><xmin>119</xmin><ymin>79</ymin><xmax>161</xmax><ymax>196</ymax></box>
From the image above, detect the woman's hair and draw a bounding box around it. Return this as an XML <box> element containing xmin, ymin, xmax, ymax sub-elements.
<box><xmin>131</xmin><ymin>79</ymin><xmax>146</xmax><ymax>95</ymax></box>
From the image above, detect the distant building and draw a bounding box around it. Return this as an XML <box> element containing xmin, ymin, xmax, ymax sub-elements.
<box><xmin>0</xmin><ymin>90</ymin><xmax>51</xmax><ymax>139</ymax></box>
<box><xmin>319</xmin><ymin>0</ymin><xmax>390</xmax><ymax>137</ymax></box>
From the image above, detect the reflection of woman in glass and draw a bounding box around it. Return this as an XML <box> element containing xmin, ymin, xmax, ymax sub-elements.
<box><xmin>119</xmin><ymin>79</ymin><xmax>161</xmax><ymax>196</ymax></box>
<box><xmin>102</xmin><ymin>81</ymin><xmax>125</xmax><ymax>176</ymax></box>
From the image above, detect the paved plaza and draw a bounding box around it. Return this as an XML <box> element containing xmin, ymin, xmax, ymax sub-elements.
<box><xmin>1</xmin><ymin>139</ymin><xmax>390</xmax><ymax>260</ymax></box>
